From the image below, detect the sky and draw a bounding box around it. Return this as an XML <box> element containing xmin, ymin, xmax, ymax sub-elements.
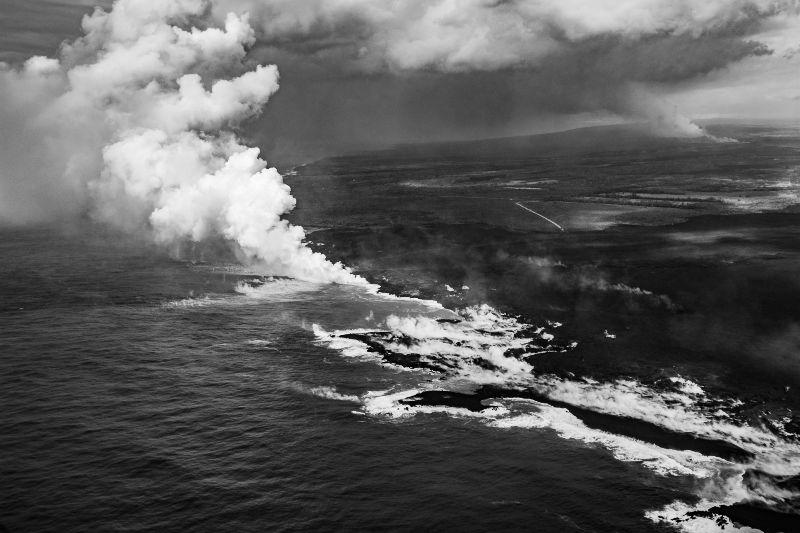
<box><xmin>1</xmin><ymin>0</ymin><xmax>799</xmax><ymax>159</ymax></box>
<box><xmin>0</xmin><ymin>0</ymin><xmax>112</xmax><ymax>63</ymax></box>
<box><xmin>0</xmin><ymin>0</ymin><xmax>798</xmax><ymax>268</ymax></box>
<box><xmin>3</xmin><ymin>2</ymin><xmax>799</xmax><ymax>139</ymax></box>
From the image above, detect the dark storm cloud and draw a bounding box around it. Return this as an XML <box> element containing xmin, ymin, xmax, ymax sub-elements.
<box><xmin>563</xmin><ymin>34</ymin><xmax>772</xmax><ymax>84</ymax></box>
<box><xmin>247</xmin><ymin>30</ymin><xmax>775</xmax><ymax>161</ymax></box>
<box><xmin>216</xmin><ymin>0</ymin><xmax>791</xmax><ymax>71</ymax></box>
<box><xmin>210</xmin><ymin>0</ymin><xmax>795</xmax><ymax>158</ymax></box>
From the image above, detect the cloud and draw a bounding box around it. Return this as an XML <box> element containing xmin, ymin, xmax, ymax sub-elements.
<box><xmin>205</xmin><ymin>0</ymin><xmax>796</xmax><ymax>153</ymax></box>
<box><xmin>1</xmin><ymin>0</ymin><xmax>798</xmax><ymax>234</ymax></box>
<box><xmin>214</xmin><ymin>0</ymin><xmax>792</xmax><ymax>73</ymax></box>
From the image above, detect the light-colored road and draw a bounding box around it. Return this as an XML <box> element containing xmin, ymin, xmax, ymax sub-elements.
<box><xmin>514</xmin><ymin>202</ymin><xmax>565</xmax><ymax>231</ymax></box>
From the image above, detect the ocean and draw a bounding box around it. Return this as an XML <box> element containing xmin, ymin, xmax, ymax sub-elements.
<box><xmin>2</xmin><ymin>123</ymin><xmax>800</xmax><ymax>532</ymax></box>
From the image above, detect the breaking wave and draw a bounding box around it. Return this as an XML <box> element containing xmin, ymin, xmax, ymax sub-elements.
<box><xmin>296</xmin><ymin>384</ymin><xmax>361</xmax><ymax>403</ymax></box>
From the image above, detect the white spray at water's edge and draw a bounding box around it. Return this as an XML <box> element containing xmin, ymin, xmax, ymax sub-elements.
<box><xmin>0</xmin><ymin>0</ymin><xmax>366</xmax><ymax>285</ymax></box>
<box><xmin>312</xmin><ymin>303</ymin><xmax>800</xmax><ymax>530</ymax></box>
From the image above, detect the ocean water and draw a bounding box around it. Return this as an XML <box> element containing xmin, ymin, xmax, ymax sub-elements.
<box><xmin>3</xmin><ymin>124</ymin><xmax>800</xmax><ymax>532</ymax></box>
<box><xmin>0</xmin><ymin>231</ymin><xmax>673</xmax><ymax>532</ymax></box>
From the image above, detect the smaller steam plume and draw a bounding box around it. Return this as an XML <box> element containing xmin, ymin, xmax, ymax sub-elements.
<box><xmin>624</xmin><ymin>85</ymin><xmax>736</xmax><ymax>141</ymax></box>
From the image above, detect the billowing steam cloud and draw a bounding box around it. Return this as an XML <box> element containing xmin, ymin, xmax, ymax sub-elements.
<box><xmin>0</xmin><ymin>0</ymin><xmax>363</xmax><ymax>284</ymax></box>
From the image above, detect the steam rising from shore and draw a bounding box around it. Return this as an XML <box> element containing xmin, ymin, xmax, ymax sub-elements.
<box><xmin>0</xmin><ymin>0</ymin><xmax>363</xmax><ymax>284</ymax></box>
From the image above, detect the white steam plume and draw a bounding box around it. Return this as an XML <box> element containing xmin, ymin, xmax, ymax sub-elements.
<box><xmin>0</xmin><ymin>0</ymin><xmax>365</xmax><ymax>285</ymax></box>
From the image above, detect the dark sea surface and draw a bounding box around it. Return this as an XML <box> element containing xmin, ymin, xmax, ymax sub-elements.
<box><xmin>3</xmin><ymin>124</ymin><xmax>800</xmax><ymax>532</ymax></box>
